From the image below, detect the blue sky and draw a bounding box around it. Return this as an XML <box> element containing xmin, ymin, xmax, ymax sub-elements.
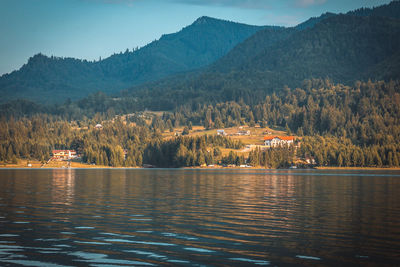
<box><xmin>0</xmin><ymin>0</ymin><xmax>392</xmax><ymax>75</ymax></box>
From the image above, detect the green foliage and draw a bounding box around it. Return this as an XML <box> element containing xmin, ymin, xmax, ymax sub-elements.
<box><xmin>0</xmin><ymin>113</ymin><xmax>245</xmax><ymax>168</ymax></box>
<box><xmin>2</xmin><ymin>79</ymin><xmax>400</xmax><ymax>168</ymax></box>
<box><xmin>182</xmin><ymin>126</ymin><xmax>190</xmax><ymax>135</ymax></box>
<box><xmin>144</xmin><ymin>135</ymin><xmax>243</xmax><ymax>167</ymax></box>
<box><xmin>299</xmin><ymin>136</ymin><xmax>400</xmax><ymax>167</ymax></box>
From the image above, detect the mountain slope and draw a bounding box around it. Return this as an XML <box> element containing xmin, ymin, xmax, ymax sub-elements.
<box><xmin>0</xmin><ymin>16</ymin><xmax>264</xmax><ymax>104</ymax></box>
<box><xmin>210</xmin><ymin>26</ymin><xmax>295</xmax><ymax>73</ymax></box>
<box><xmin>212</xmin><ymin>1</ymin><xmax>400</xmax><ymax>77</ymax></box>
<box><xmin>124</xmin><ymin>13</ymin><xmax>400</xmax><ymax>110</ymax></box>
<box><xmin>243</xmin><ymin>15</ymin><xmax>400</xmax><ymax>84</ymax></box>
<box><xmin>100</xmin><ymin>16</ymin><xmax>266</xmax><ymax>84</ymax></box>
<box><xmin>295</xmin><ymin>12</ymin><xmax>336</xmax><ymax>30</ymax></box>
<box><xmin>348</xmin><ymin>0</ymin><xmax>400</xmax><ymax>19</ymax></box>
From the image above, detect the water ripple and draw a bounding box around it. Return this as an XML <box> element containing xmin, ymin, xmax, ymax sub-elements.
<box><xmin>1</xmin><ymin>169</ymin><xmax>400</xmax><ymax>266</ymax></box>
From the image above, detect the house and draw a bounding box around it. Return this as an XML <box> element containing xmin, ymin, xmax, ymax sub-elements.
<box><xmin>306</xmin><ymin>158</ymin><xmax>316</xmax><ymax>164</ymax></box>
<box><xmin>95</xmin><ymin>124</ymin><xmax>103</xmax><ymax>129</ymax></box>
<box><xmin>52</xmin><ymin>150</ymin><xmax>78</xmax><ymax>161</ymax></box>
<box><xmin>264</xmin><ymin>136</ymin><xmax>294</xmax><ymax>147</ymax></box>
<box><xmin>237</xmin><ymin>130</ymin><xmax>250</xmax><ymax>136</ymax></box>
<box><xmin>217</xmin><ymin>129</ymin><xmax>226</xmax><ymax>136</ymax></box>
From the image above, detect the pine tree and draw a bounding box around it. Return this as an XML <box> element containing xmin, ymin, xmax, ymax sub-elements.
<box><xmin>388</xmin><ymin>151</ymin><xmax>394</xmax><ymax>167</ymax></box>
<box><xmin>182</xmin><ymin>127</ymin><xmax>190</xmax><ymax>136</ymax></box>
<box><xmin>196</xmin><ymin>151</ymin><xmax>205</xmax><ymax>166</ymax></box>
<box><xmin>136</xmin><ymin>153</ymin><xmax>143</xmax><ymax>167</ymax></box>
<box><xmin>175</xmin><ymin>143</ymin><xmax>188</xmax><ymax>167</ymax></box>
<box><xmin>394</xmin><ymin>153</ymin><xmax>400</xmax><ymax>167</ymax></box>
<box><xmin>337</xmin><ymin>153</ymin><xmax>343</xmax><ymax>167</ymax></box>
<box><xmin>11</xmin><ymin>155</ymin><xmax>18</xmax><ymax>164</ymax></box>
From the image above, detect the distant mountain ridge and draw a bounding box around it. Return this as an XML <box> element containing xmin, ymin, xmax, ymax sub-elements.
<box><xmin>122</xmin><ymin>1</ymin><xmax>400</xmax><ymax>110</ymax></box>
<box><xmin>347</xmin><ymin>0</ymin><xmax>400</xmax><ymax>18</ymax></box>
<box><xmin>244</xmin><ymin>15</ymin><xmax>400</xmax><ymax>83</ymax></box>
<box><xmin>296</xmin><ymin>0</ymin><xmax>400</xmax><ymax>30</ymax></box>
<box><xmin>0</xmin><ymin>16</ymin><xmax>264</xmax><ymax>104</ymax></box>
<box><xmin>295</xmin><ymin>12</ymin><xmax>336</xmax><ymax>30</ymax></box>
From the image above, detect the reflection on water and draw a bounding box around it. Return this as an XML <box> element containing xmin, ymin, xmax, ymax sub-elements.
<box><xmin>51</xmin><ymin>169</ymin><xmax>75</xmax><ymax>207</ymax></box>
<box><xmin>0</xmin><ymin>169</ymin><xmax>399</xmax><ymax>266</ymax></box>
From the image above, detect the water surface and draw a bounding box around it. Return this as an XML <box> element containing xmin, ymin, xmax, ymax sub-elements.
<box><xmin>0</xmin><ymin>169</ymin><xmax>399</xmax><ymax>266</ymax></box>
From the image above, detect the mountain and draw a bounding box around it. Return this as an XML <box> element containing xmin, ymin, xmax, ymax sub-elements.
<box><xmin>347</xmin><ymin>0</ymin><xmax>400</xmax><ymax>19</ymax></box>
<box><xmin>2</xmin><ymin>1</ymin><xmax>400</xmax><ymax>109</ymax></box>
<box><xmin>0</xmin><ymin>16</ymin><xmax>264</xmax><ymax>104</ymax></box>
<box><xmin>123</xmin><ymin>5</ymin><xmax>400</xmax><ymax>110</ymax></box>
<box><xmin>239</xmin><ymin>14</ymin><xmax>400</xmax><ymax>84</ymax></box>
<box><xmin>295</xmin><ymin>12</ymin><xmax>336</xmax><ymax>30</ymax></box>
<box><xmin>214</xmin><ymin>1</ymin><xmax>400</xmax><ymax>77</ymax></box>
<box><xmin>210</xmin><ymin>26</ymin><xmax>295</xmax><ymax>73</ymax></box>
<box><xmin>296</xmin><ymin>0</ymin><xmax>400</xmax><ymax>31</ymax></box>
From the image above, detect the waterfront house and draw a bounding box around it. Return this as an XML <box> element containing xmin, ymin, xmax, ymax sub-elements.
<box><xmin>52</xmin><ymin>150</ymin><xmax>78</xmax><ymax>161</ymax></box>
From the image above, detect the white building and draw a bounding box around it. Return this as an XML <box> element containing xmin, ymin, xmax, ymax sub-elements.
<box><xmin>217</xmin><ymin>129</ymin><xmax>226</xmax><ymax>136</ymax></box>
<box><xmin>264</xmin><ymin>136</ymin><xmax>294</xmax><ymax>147</ymax></box>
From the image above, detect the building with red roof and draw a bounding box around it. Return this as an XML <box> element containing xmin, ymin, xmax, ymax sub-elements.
<box><xmin>52</xmin><ymin>150</ymin><xmax>78</xmax><ymax>161</ymax></box>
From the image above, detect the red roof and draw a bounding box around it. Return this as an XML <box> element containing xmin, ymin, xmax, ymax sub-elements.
<box><xmin>264</xmin><ymin>136</ymin><xmax>294</xmax><ymax>141</ymax></box>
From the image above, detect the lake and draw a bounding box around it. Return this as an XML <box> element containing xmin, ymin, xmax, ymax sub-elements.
<box><xmin>0</xmin><ymin>169</ymin><xmax>399</xmax><ymax>266</ymax></box>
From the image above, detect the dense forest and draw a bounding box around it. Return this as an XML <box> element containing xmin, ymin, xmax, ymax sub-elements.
<box><xmin>1</xmin><ymin>79</ymin><xmax>400</xmax><ymax>168</ymax></box>
<box><xmin>0</xmin><ymin>114</ymin><xmax>246</xmax><ymax>168</ymax></box>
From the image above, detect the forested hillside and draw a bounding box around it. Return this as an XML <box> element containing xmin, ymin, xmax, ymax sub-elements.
<box><xmin>0</xmin><ymin>17</ymin><xmax>263</xmax><ymax>104</ymax></box>
<box><xmin>124</xmin><ymin>13</ymin><xmax>400</xmax><ymax>111</ymax></box>
<box><xmin>2</xmin><ymin>79</ymin><xmax>400</xmax><ymax>168</ymax></box>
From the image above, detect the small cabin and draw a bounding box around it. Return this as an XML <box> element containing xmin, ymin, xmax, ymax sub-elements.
<box><xmin>95</xmin><ymin>124</ymin><xmax>103</xmax><ymax>129</ymax></box>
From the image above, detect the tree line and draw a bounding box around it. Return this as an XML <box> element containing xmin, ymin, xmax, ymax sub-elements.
<box><xmin>1</xmin><ymin>79</ymin><xmax>400</xmax><ymax>168</ymax></box>
<box><xmin>0</xmin><ymin>115</ymin><xmax>243</xmax><ymax>167</ymax></box>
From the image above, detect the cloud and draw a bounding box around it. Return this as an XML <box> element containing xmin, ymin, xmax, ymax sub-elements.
<box><xmin>272</xmin><ymin>15</ymin><xmax>302</xmax><ymax>26</ymax></box>
<box><xmin>82</xmin><ymin>0</ymin><xmax>140</xmax><ymax>6</ymax></box>
<box><xmin>171</xmin><ymin>0</ymin><xmax>273</xmax><ymax>9</ymax></box>
<box><xmin>295</xmin><ymin>0</ymin><xmax>327</xmax><ymax>7</ymax></box>
<box><xmin>82</xmin><ymin>0</ymin><xmax>327</xmax><ymax>9</ymax></box>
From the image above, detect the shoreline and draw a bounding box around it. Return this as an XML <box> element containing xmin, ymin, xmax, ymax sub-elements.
<box><xmin>1</xmin><ymin>161</ymin><xmax>400</xmax><ymax>171</ymax></box>
<box><xmin>315</xmin><ymin>166</ymin><xmax>400</xmax><ymax>170</ymax></box>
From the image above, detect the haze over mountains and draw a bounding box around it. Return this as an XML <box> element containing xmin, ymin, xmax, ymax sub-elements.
<box><xmin>1</xmin><ymin>1</ymin><xmax>400</xmax><ymax>106</ymax></box>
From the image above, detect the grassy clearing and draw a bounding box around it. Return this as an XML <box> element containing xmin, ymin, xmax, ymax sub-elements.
<box><xmin>0</xmin><ymin>124</ymin><xmax>297</xmax><ymax>169</ymax></box>
<box><xmin>162</xmin><ymin>125</ymin><xmax>288</xmax><ymax>146</ymax></box>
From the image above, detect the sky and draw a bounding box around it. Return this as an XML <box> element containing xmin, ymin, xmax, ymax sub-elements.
<box><xmin>0</xmin><ymin>0</ymin><xmax>393</xmax><ymax>75</ymax></box>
